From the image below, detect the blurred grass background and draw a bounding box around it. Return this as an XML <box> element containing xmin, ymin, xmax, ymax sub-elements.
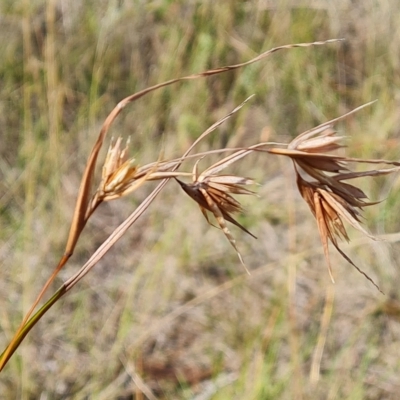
<box><xmin>1</xmin><ymin>0</ymin><xmax>400</xmax><ymax>399</ymax></box>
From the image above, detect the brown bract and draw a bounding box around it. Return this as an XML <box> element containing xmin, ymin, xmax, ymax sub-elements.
<box><xmin>268</xmin><ymin>104</ymin><xmax>400</xmax><ymax>292</ymax></box>
<box><xmin>296</xmin><ymin>174</ymin><xmax>381</xmax><ymax>291</ymax></box>
<box><xmin>176</xmin><ymin>146</ymin><xmax>263</xmax><ymax>273</ymax></box>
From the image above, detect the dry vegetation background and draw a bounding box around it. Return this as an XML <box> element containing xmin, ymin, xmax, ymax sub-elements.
<box><xmin>1</xmin><ymin>0</ymin><xmax>400</xmax><ymax>399</ymax></box>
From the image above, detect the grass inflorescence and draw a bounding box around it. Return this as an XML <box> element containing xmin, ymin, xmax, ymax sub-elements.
<box><xmin>2</xmin><ymin>2</ymin><xmax>400</xmax><ymax>399</ymax></box>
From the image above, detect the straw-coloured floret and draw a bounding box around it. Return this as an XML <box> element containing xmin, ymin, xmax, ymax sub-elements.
<box><xmin>99</xmin><ymin>137</ymin><xmax>139</xmax><ymax>200</ymax></box>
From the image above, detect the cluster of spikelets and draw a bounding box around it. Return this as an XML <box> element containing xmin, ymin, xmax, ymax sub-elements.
<box><xmin>95</xmin><ymin>103</ymin><xmax>399</xmax><ymax>292</ymax></box>
<box><xmin>268</xmin><ymin>102</ymin><xmax>400</xmax><ymax>292</ymax></box>
<box><xmin>1</xmin><ymin>39</ymin><xmax>400</xmax><ymax>371</ymax></box>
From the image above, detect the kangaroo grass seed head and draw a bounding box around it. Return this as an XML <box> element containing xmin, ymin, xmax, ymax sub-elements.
<box><xmin>175</xmin><ymin>177</ymin><xmax>256</xmax><ymax>237</ymax></box>
<box><xmin>296</xmin><ymin>174</ymin><xmax>382</xmax><ymax>292</ymax></box>
<box><xmin>98</xmin><ymin>137</ymin><xmax>139</xmax><ymax>200</ymax></box>
<box><xmin>176</xmin><ymin>149</ymin><xmax>259</xmax><ymax>274</ymax></box>
<box><xmin>96</xmin><ymin>141</ymin><xmax>190</xmax><ymax>201</ymax></box>
<box><xmin>267</xmin><ymin>103</ymin><xmax>400</xmax><ymax>292</ymax></box>
<box><xmin>102</xmin><ymin>137</ymin><xmax>131</xmax><ymax>180</ymax></box>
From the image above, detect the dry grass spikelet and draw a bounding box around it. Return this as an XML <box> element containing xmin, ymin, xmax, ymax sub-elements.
<box><xmin>268</xmin><ymin>103</ymin><xmax>400</xmax><ymax>292</ymax></box>
<box><xmin>175</xmin><ymin>146</ymin><xmax>265</xmax><ymax>273</ymax></box>
<box><xmin>296</xmin><ymin>174</ymin><xmax>381</xmax><ymax>291</ymax></box>
<box><xmin>98</xmin><ymin>137</ymin><xmax>138</xmax><ymax>200</ymax></box>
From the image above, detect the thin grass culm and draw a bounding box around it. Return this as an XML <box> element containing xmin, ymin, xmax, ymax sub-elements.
<box><xmin>1</xmin><ymin>37</ymin><xmax>399</xmax><ymax>376</ymax></box>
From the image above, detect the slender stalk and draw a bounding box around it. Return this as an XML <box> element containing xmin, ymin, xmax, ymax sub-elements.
<box><xmin>0</xmin><ymin>255</ymin><xmax>70</xmax><ymax>371</ymax></box>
